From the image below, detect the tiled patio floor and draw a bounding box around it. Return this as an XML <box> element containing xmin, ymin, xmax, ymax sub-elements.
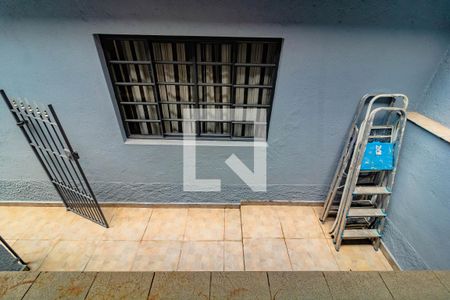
<box><xmin>0</xmin><ymin>205</ymin><xmax>393</xmax><ymax>272</ymax></box>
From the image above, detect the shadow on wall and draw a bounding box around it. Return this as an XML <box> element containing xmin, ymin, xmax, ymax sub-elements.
<box><xmin>1</xmin><ymin>0</ymin><xmax>450</xmax><ymax>29</ymax></box>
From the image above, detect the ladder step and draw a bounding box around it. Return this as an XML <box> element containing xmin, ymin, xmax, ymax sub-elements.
<box><xmin>371</xmin><ymin>125</ymin><xmax>393</xmax><ymax>130</ymax></box>
<box><xmin>368</xmin><ymin>135</ymin><xmax>391</xmax><ymax>139</ymax></box>
<box><xmin>348</xmin><ymin>208</ymin><xmax>386</xmax><ymax>217</ymax></box>
<box><xmin>353</xmin><ymin>186</ymin><xmax>391</xmax><ymax>195</ymax></box>
<box><xmin>342</xmin><ymin>229</ymin><xmax>381</xmax><ymax>239</ymax></box>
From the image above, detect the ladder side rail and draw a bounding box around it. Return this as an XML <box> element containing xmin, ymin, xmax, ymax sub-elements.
<box><xmin>329</xmin><ymin>93</ymin><xmax>387</xmax><ymax>234</ymax></box>
<box><xmin>335</xmin><ymin>107</ymin><xmax>406</xmax><ymax>250</ymax></box>
<box><xmin>383</xmin><ymin>110</ymin><xmax>407</xmax><ymax>210</ymax></box>
<box><xmin>384</xmin><ymin>95</ymin><xmax>409</xmax><ymax>126</ymax></box>
<box><xmin>363</xmin><ymin>94</ymin><xmax>408</xmax><ymax>122</ymax></box>
<box><xmin>321</xmin><ymin>94</ymin><xmax>377</xmax><ymax>221</ymax></box>
<box><xmin>330</xmin><ymin>115</ymin><xmax>370</xmax><ymax>236</ymax></box>
<box><xmin>333</xmin><ymin>107</ymin><xmax>384</xmax><ymax>249</ymax></box>
<box><xmin>374</xmin><ymin>109</ymin><xmax>407</xmax><ymax>250</ymax></box>
<box><xmin>321</xmin><ymin>126</ymin><xmax>357</xmax><ymax>221</ymax></box>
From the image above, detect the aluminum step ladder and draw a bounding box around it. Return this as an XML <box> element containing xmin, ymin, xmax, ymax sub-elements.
<box><xmin>320</xmin><ymin>94</ymin><xmax>408</xmax><ymax>251</ymax></box>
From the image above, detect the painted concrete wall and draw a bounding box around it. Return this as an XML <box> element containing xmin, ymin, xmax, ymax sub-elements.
<box><xmin>1</xmin><ymin>0</ymin><xmax>450</xmax><ymax>203</ymax></box>
<box><xmin>384</xmin><ymin>124</ymin><xmax>450</xmax><ymax>269</ymax></box>
<box><xmin>383</xmin><ymin>44</ymin><xmax>450</xmax><ymax>270</ymax></box>
<box><xmin>415</xmin><ymin>47</ymin><xmax>450</xmax><ymax>127</ymax></box>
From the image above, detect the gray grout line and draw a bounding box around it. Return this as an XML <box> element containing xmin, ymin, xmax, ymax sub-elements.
<box><xmin>275</xmin><ymin>207</ymin><xmax>294</xmax><ymax>271</ymax></box>
<box><xmin>266</xmin><ymin>272</ymin><xmax>273</xmax><ymax>300</ymax></box>
<box><xmin>239</xmin><ymin>207</ymin><xmax>246</xmax><ymax>271</ymax></box>
<box><xmin>208</xmin><ymin>272</ymin><xmax>212</xmax><ymax>300</ymax></box>
<box><xmin>175</xmin><ymin>209</ymin><xmax>189</xmax><ymax>271</ymax></box>
<box><xmin>36</xmin><ymin>239</ymin><xmax>61</xmax><ymax>272</ymax></box>
<box><xmin>222</xmin><ymin>209</ymin><xmax>225</xmax><ymax>271</ymax></box>
<box><xmin>377</xmin><ymin>272</ymin><xmax>395</xmax><ymax>299</ymax></box>
<box><xmin>82</xmin><ymin>271</ymin><xmax>98</xmax><ymax>300</ymax></box>
<box><xmin>321</xmin><ymin>271</ymin><xmax>335</xmax><ymax>300</ymax></box>
<box><xmin>139</xmin><ymin>208</ymin><xmax>154</xmax><ymax>242</ymax></box>
<box><xmin>146</xmin><ymin>272</ymin><xmax>156</xmax><ymax>300</ymax></box>
<box><xmin>432</xmin><ymin>271</ymin><xmax>450</xmax><ymax>293</ymax></box>
<box><xmin>20</xmin><ymin>271</ymin><xmax>42</xmax><ymax>300</ymax></box>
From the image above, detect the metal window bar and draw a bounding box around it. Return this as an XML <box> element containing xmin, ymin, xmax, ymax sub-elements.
<box><xmin>0</xmin><ymin>90</ymin><xmax>109</xmax><ymax>228</ymax></box>
<box><xmin>100</xmin><ymin>36</ymin><xmax>281</xmax><ymax>140</ymax></box>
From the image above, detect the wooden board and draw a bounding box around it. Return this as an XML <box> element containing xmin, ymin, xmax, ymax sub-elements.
<box><xmin>86</xmin><ymin>272</ymin><xmax>154</xmax><ymax>300</ymax></box>
<box><xmin>148</xmin><ymin>272</ymin><xmax>210</xmax><ymax>300</ymax></box>
<box><xmin>0</xmin><ymin>272</ymin><xmax>39</xmax><ymax>300</ymax></box>
<box><xmin>408</xmin><ymin>112</ymin><xmax>450</xmax><ymax>143</ymax></box>
<box><xmin>23</xmin><ymin>272</ymin><xmax>96</xmax><ymax>300</ymax></box>
<box><xmin>380</xmin><ymin>271</ymin><xmax>450</xmax><ymax>300</ymax></box>
<box><xmin>210</xmin><ymin>272</ymin><xmax>270</xmax><ymax>299</ymax></box>
<box><xmin>268</xmin><ymin>271</ymin><xmax>332</xmax><ymax>300</ymax></box>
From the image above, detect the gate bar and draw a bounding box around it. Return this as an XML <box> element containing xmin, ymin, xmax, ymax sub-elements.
<box><xmin>1</xmin><ymin>90</ymin><xmax>69</xmax><ymax>209</ymax></box>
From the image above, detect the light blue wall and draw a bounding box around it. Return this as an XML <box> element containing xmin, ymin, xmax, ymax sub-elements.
<box><xmin>0</xmin><ymin>0</ymin><xmax>449</xmax><ymax>203</ymax></box>
<box><xmin>384</xmin><ymin>125</ymin><xmax>450</xmax><ymax>269</ymax></box>
<box><xmin>383</xmin><ymin>45</ymin><xmax>450</xmax><ymax>270</ymax></box>
<box><xmin>415</xmin><ymin>47</ymin><xmax>450</xmax><ymax>127</ymax></box>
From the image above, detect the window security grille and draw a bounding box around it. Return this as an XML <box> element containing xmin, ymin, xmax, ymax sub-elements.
<box><xmin>99</xmin><ymin>36</ymin><xmax>281</xmax><ymax>140</ymax></box>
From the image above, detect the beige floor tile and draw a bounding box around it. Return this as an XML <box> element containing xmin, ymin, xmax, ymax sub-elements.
<box><xmin>184</xmin><ymin>208</ymin><xmax>224</xmax><ymax>241</ymax></box>
<box><xmin>39</xmin><ymin>240</ymin><xmax>97</xmax><ymax>271</ymax></box>
<box><xmin>312</xmin><ymin>206</ymin><xmax>334</xmax><ymax>238</ymax></box>
<box><xmin>20</xmin><ymin>209</ymin><xmax>76</xmax><ymax>240</ymax></box>
<box><xmin>275</xmin><ymin>206</ymin><xmax>324</xmax><ymax>239</ymax></box>
<box><xmin>178</xmin><ymin>241</ymin><xmax>224</xmax><ymax>271</ymax></box>
<box><xmin>243</xmin><ymin>238</ymin><xmax>292</xmax><ymax>271</ymax></box>
<box><xmin>84</xmin><ymin>241</ymin><xmax>139</xmax><ymax>271</ymax></box>
<box><xmin>5</xmin><ymin>240</ymin><xmax>16</xmax><ymax>246</ymax></box>
<box><xmin>326</xmin><ymin>239</ymin><xmax>393</xmax><ymax>271</ymax></box>
<box><xmin>0</xmin><ymin>205</ymin><xmax>393</xmax><ymax>273</ymax></box>
<box><xmin>131</xmin><ymin>241</ymin><xmax>182</xmax><ymax>271</ymax></box>
<box><xmin>112</xmin><ymin>207</ymin><xmax>152</xmax><ymax>219</ymax></box>
<box><xmin>286</xmin><ymin>238</ymin><xmax>339</xmax><ymax>271</ymax></box>
<box><xmin>0</xmin><ymin>207</ymin><xmax>59</xmax><ymax>239</ymax></box>
<box><xmin>59</xmin><ymin>207</ymin><xmax>115</xmax><ymax>241</ymax></box>
<box><xmin>241</xmin><ymin>206</ymin><xmax>283</xmax><ymax>239</ymax></box>
<box><xmin>224</xmin><ymin>209</ymin><xmax>242</xmax><ymax>241</ymax></box>
<box><xmin>11</xmin><ymin>240</ymin><xmax>57</xmax><ymax>271</ymax></box>
<box><xmin>142</xmin><ymin>208</ymin><xmax>188</xmax><ymax>241</ymax></box>
<box><xmin>102</xmin><ymin>208</ymin><xmax>152</xmax><ymax>241</ymax></box>
<box><xmin>224</xmin><ymin>241</ymin><xmax>244</xmax><ymax>271</ymax></box>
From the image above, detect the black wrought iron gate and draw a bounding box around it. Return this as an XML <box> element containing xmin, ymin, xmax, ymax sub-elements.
<box><xmin>1</xmin><ymin>90</ymin><xmax>109</xmax><ymax>227</ymax></box>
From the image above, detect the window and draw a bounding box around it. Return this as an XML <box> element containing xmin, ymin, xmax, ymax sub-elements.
<box><xmin>99</xmin><ymin>35</ymin><xmax>282</xmax><ymax>140</ymax></box>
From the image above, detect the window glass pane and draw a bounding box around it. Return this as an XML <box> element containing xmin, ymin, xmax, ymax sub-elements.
<box><xmin>235</xmin><ymin>87</ymin><xmax>272</xmax><ymax>106</ymax></box>
<box><xmin>115</xmin><ymin>86</ymin><xmax>156</xmax><ymax>103</ymax></box>
<box><xmin>158</xmin><ymin>85</ymin><xmax>195</xmax><ymax>103</ymax></box>
<box><xmin>198</xmin><ymin>65</ymin><xmax>231</xmax><ymax>84</ymax></box>
<box><xmin>236</xmin><ymin>42</ymin><xmax>278</xmax><ymax>64</ymax></box>
<box><xmin>128</xmin><ymin>122</ymin><xmax>161</xmax><ymax>136</ymax></box>
<box><xmin>122</xmin><ymin>104</ymin><xmax>159</xmax><ymax>120</ymax></box>
<box><xmin>153</xmin><ymin>42</ymin><xmax>191</xmax><ymax>62</ymax></box>
<box><xmin>235</xmin><ymin>66</ymin><xmax>274</xmax><ymax>85</ymax></box>
<box><xmin>200</xmin><ymin>121</ymin><xmax>230</xmax><ymax>136</ymax></box>
<box><xmin>111</xmin><ymin>64</ymin><xmax>153</xmax><ymax>83</ymax></box>
<box><xmin>198</xmin><ymin>86</ymin><xmax>231</xmax><ymax>104</ymax></box>
<box><xmin>104</xmin><ymin>40</ymin><xmax>150</xmax><ymax>61</ymax></box>
<box><xmin>154</xmin><ymin>64</ymin><xmax>194</xmax><ymax>83</ymax></box>
<box><xmin>102</xmin><ymin>36</ymin><xmax>280</xmax><ymax>139</ymax></box>
<box><xmin>197</xmin><ymin>43</ymin><xmax>232</xmax><ymax>63</ymax></box>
